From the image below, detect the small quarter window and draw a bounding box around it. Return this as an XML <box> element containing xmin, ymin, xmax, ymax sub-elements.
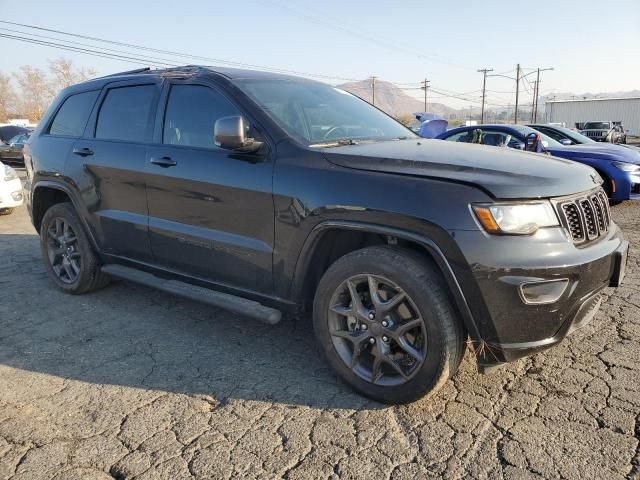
<box><xmin>48</xmin><ymin>90</ymin><xmax>99</xmax><ymax>137</ymax></box>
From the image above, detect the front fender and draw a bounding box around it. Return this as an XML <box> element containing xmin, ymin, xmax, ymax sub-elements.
<box><xmin>289</xmin><ymin>219</ymin><xmax>487</xmax><ymax>343</ymax></box>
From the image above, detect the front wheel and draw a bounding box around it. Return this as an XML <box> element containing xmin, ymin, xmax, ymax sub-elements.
<box><xmin>313</xmin><ymin>246</ymin><xmax>465</xmax><ymax>404</ymax></box>
<box><xmin>0</xmin><ymin>208</ymin><xmax>14</xmax><ymax>216</ymax></box>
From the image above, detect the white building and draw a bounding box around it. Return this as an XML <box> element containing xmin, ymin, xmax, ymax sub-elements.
<box><xmin>545</xmin><ymin>97</ymin><xmax>640</xmax><ymax>136</ymax></box>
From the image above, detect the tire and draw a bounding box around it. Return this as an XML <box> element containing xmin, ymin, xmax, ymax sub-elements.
<box><xmin>0</xmin><ymin>208</ymin><xmax>14</xmax><ymax>216</ymax></box>
<box><xmin>313</xmin><ymin>246</ymin><xmax>465</xmax><ymax>404</ymax></box>
<box><xmin>40</xmin><ymin>202</ymin><xmax>110</xmax><ymax>294</ymax></box>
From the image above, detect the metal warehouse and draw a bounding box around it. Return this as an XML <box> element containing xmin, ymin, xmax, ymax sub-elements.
<box><xmin>545</xmin><ymin>97</ymin><xmax>640</xmax><ymax>136</ymax></box>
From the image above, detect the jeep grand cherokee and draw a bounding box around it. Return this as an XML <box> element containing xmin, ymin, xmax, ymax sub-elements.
<box><xmin>24</xmin><ymin>66</ymin><xmax>628</xmax><ymax>404</ymax></box>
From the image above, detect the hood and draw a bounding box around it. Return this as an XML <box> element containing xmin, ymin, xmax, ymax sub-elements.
<box><xmin>548</xmin><ymin>143</ymin><xmax>640</xmax><ymax>164</ymax></box>
<box><xmin>322</xmin><ymin>139</ymin><xmax>601</xmax><ymax>199</ymax></box>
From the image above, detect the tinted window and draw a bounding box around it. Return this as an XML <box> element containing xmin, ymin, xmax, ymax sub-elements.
<box><xmin>584</xmin><ymin>122</ymin><xmax>610</xmax><ymax>130</ymax></box>
<box><xmin>444</xmin><ymin>129</ymin><xmax>525</xmax><ymax>149</ymax></box>
<box><xmin>96</xmin><ymin>85</ymin><xmax>155</xmax><ymax>142</ymax></box>
<box><xmin>443</xmin><ymin>131</ymin><xmax>474</xmax><ymax>142</ymax></box>
<box><xmin>48</xmin><ymin>91</ymin><xmax>99</xmax><ymax>137</ymax></box>
<box><xmin>163</xmin><ymin>85</ymin><xmax>241</xmax><ymax>149</ymax></box>
<box><xmin>534</xmin><ymin>127</ymin><xmax>563</xmax><ymax>142</ymax></box>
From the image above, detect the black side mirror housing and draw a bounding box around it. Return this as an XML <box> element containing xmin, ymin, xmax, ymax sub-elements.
<box><xmin>214</xmin><ymin>116</ymin><xmax>262</xmax><ymax>153</ymax></box>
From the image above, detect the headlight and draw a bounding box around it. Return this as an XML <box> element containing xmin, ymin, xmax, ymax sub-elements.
<box><xmin>472</xmin><ymin>202</ymin><xmax>559</xmax><ymax>235</ymax></box>
<box><xmin>612</xmin><ymin>161</ymin><xmax>640</xmax><ymax>172</ymax></box>
<box><xmin>3</xmin><ymin>165</ymin><xmax>18</xmax><ymax>182</ymax></box>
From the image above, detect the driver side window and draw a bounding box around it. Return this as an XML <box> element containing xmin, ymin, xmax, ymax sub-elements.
<box><xmin>443</xmin><ymin>131</ymin><xmax>474</xmax><ymax>142</ymax></box>
<box><xmin>163</xmin><ymin>85</ymin><xmax>250</xmax><ymax>150</ymax></box>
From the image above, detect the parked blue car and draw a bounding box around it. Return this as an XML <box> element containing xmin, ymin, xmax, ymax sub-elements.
<box><xmin>436</xmin><ymin>124</ymin><xmax>640</xmax><ymax>202</ymax></box>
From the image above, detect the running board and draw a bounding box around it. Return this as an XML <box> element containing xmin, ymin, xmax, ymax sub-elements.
<box><xmin>101</xmin><ymin>264</ymin><xmax>282</xmax><ymax>325</ymax></box>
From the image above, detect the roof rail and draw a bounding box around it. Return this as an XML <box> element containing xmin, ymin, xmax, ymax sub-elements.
<box><xmin>99</xmin><ymin>67</ymin><xmax>152</xmax><ymax>78</ymax></box>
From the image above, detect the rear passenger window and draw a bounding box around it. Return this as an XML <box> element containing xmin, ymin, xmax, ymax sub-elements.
<box><xmin>48</xmin><ymin>91</ymin><xmax>99</xmax><ymax>137</ymax></box>
<box><xmin>95</xmin><ymin>85</ymin><xmax>155</xmax><ymax>142</ymax></box>
<box><xmin>163</xmin><ymin>85</ymin><xmax>241</xmax><ymax>149</ymax></box>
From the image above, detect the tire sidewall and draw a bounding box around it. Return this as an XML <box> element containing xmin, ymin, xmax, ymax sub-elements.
<box><xmin>40</xmin><ymin>203</ymin><xmax>97</xmax><ymax>294</ymax></box>
<box><xmin>313</xmin><ymin>247</ymin><xmax>457</xmax><ymax>404</ymax></box>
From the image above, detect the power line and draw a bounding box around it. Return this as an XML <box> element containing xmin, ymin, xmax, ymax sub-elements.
<box><xmin>254</xmin><ymin>0</ymin><xmax>476</xmax><ymax>70</ymax></box>
<box><xmin>0</xmin><ymin>32</ymin><xmax>177</xmax><ymax>68</ymax></box>
<box><xmin>0</xmin><ymin>20</ymin><xmax>360</xmax><ymax>82</ymax></box>
<box><xmin>0</xmin><ymin>20</ymin><xmax>557</xmax><ymax>115</ymax></box>
<box><xmin>0</xmin><ymin>27</ymin><xmax>184</xmax><ymax>67</ymax></box>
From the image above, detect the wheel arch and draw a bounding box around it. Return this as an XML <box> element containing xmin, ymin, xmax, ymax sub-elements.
<box><xmin>291</xmin><ymin>220</ymin><xmax>482</xmax><ymax>341</ymax></box>
<box><xmin>31</xmin><ymin>181</ymin><xmax>100</xmax><ymax>252</ymax></box>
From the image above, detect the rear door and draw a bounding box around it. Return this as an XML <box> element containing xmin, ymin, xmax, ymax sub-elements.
<box><xmin>145</xmin><ymin>80</ymin><xmax>275</xmax><ymax>294</ymax></box>
<box><xmin>68</xmin><ymin>80</ymin><xmax>161</xmax><ymax>262</ymax></box>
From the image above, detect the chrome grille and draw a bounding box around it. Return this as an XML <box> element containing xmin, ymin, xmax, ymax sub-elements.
<box><xmin>556</xmin><ymin>189</ymin><xmax>611</xmax><ymax>245</ymax></box>
<box><xmin>591</xmin><ymin>194</ymin><xmax>607</xmax><ymax>231</ymax></box>
<box><xmin>580</xmin><ymin>199</ymin><xmax>598</xmax><ymax>239</ymax></box>
<box><xmin>562</xmin><ymin>203</ymin><xmax>584</xmax><ymax>242</ymax></box>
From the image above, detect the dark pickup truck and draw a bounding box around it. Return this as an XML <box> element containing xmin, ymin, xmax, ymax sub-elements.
<box><xmin>24</xmin><ymin>66</ymin><xmax>627</xmax><ymax>403</ymax></box>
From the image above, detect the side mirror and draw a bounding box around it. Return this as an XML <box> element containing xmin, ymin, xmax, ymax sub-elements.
<box><xmin>559</xmin><ymin>138</ymin><xmax>572</xmax><ymax>146</ymax></box>
<box><xmin>214</xmin><ymin>116</ymin><xmax>262</xmax><ymax>153</ymax></box>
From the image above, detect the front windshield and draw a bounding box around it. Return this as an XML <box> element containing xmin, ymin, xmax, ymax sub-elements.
<box><xmin>584</xmin><ymin>122</ymin><xmax>610</xmax><ymax>130</ymax></box>
<box><xmin>557</xmin><ymin>126</ymin><xmax>595</xmax><ymax>143</ymax></box>
<box><xmin>235</xmin><ymin>78</ymin><xmax>416</xmax><ymax>146</ymax></box>
<box><xmin>512</xmin><ymin>126</ymin><xmax>563</xmax><ymax>148</ymax></box>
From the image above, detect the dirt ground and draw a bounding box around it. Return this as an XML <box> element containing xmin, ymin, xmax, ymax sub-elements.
<box><xmin>0</xmin><ymin>172</ymin><xmax>638</xmax><ymax>479</ymax></box>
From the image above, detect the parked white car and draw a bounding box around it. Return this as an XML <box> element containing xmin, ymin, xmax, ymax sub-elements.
<box><xmin>0</xmin><ymin>161</ymin><xmax>23</xmax><ymax>215</ymax></box>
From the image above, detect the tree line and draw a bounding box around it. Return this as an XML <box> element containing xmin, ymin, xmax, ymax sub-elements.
<box><xmin>0</xmin><ymin>58</ymin><xmax>96</xmax><ymax>123</ymax></box>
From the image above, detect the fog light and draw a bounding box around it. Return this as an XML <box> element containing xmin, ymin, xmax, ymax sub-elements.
<box><xmin>519</xmin><ymin>279</ymin><xmax>569</xmax><ymax>305</ymax></box>
<box><xmin>11</xmin><ymin>191</ymin><xmax>23</xmax><ymax>201</ymax></box>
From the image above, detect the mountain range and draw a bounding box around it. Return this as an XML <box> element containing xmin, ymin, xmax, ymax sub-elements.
<box><xmin>337</xmin><ymin>79</ymin><xmax>456</xmax><ymax>119</ymax></box>
<box><xmin>338</xmin><ymin>79</ymin><xmax>639</xmax><ymax>120</ymax></box>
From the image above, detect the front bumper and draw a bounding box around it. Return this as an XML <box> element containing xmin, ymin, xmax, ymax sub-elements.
<box><xmin>452</xmin><ymin>224</ymin><xmax>626</xmax><ymax>367</ymax></box>
<box><xmin>0</xmin><ymin>178</ymin><xmax>24</xmax><ymax>209</ymax></box>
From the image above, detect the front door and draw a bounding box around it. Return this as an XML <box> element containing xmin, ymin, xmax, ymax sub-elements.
<box><xmin>145</xmin><ymin>81</ymin><xmax>275</xmax><ymax>294</ymax></box>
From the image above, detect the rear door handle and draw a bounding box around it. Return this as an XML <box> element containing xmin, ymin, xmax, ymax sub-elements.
<box><xmin>72</xmin><ymin>147</ymin><xmax>94</xmax><ymax>157</ymax></box>
<box><xmin>150</xmin><ymin>156</ymin><xmax>177</xmax><ymax>168</ymax></box>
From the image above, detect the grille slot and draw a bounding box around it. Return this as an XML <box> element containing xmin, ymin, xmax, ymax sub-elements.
<box><xmin>580</xmin><ymin>199</ymin><xmax>598</xmax><ymax>239</ymax></box>
<box><xmin>591</xmin><ymin>195</ymin><xmax>607</xmax><ymax>231</ymax></box>
<box><xmin>556</xmin><ymin>188</ymin><xmax>611</xmax><ymax>245</ymax></box>
<box><xmin>562</xmin><ymin>203</ymin><xmax>584</xmax><ymax>242</ymax></box>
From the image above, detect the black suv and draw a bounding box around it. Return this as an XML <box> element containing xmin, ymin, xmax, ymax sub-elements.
<box><xmin>25</xmin><ymin>66</ymin><xmax>628</xmax><ymax>403</ymax></box>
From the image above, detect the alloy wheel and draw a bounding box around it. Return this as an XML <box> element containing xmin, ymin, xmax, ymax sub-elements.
<box><xmin>327</xmin><ymin>274</ymin><xmax>427</xmax><ymax>386</ymax></box>
<box><xmin>45</xmin><ymin>217</ymin><xmax>81</xmax><ymax>284</ymax></box>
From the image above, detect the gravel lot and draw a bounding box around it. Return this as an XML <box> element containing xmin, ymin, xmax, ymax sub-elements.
<box><xmin>0</xmin><ymin>172</ymin><xmax>638</xmax><ymax>479</ymax></box>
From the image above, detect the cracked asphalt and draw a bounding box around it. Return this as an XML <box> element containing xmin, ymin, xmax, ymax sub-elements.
<box><xmin>0</xmin><ymin>172</ymin><xmax>639</xmax><ymax>479</ymax></box>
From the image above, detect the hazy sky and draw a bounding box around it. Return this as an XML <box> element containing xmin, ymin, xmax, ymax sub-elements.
<box><xmin>1</xmin><ymin>0</ymin><xmax>638</xmax><ymax>108</ymax></box>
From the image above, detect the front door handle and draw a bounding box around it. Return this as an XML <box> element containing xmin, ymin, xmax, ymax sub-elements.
<box><xmin>150</xmin><ymin>156</ymin><xmax>177</xmax><ymax>168</ymax></box>
<box><xmin>72</xmin><ymin>147</ymin><xmax>94</xmax><ymax>157</ymax></box>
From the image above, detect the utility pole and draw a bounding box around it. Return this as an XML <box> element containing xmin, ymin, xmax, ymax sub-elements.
<box><xmin>477</xmin><ymin>68</ymin><xmax>493</xmax><ymax>123</ymax></box>
<box><xmin>421</xmin><ymin>78</ymin><xmax>430</xmax><ymax>112</ymax></box>
<box><xmin>514</xmin><ymin>63</ymin><xmax>520</xmax><ymax>124</ymax></box>
<box><xmin>534</xmin><ymin>68</ymin><xmax>541</xmax><ymax>121</ymax></box>
<box><xmin>531</xmin><ymin>80</ymin><xmax>537</xmax><ymax>123</ymax></box>
<box><xmin>370</xmin><ymin>76</ymin><xmax>378</xmax><ymax>106</ymax></box>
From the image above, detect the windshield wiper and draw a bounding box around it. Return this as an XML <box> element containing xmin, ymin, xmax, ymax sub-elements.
<box><xmin>308</xmin><ymin>139</ymin><xmax>358</xmax><ymax>148</ymax></box>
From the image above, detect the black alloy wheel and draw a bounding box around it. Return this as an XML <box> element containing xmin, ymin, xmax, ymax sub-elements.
<box><xmin>45</xmin><ymin>217</ymin><xmax>82</xmax><ymax>284</ymax></box>
<box><xmin>328</xmin><ymin>274</ymin><xmax>427</xmax><ymax>386</ymax></box>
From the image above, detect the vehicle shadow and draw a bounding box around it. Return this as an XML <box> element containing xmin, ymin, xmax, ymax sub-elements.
<box><xmin>0</xmin><ymin>233</ymin><xmax>382</xmax><ymax>411</ymax></box>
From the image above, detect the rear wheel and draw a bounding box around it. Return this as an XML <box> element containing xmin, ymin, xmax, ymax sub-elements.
<box><xmin>40</xmin><ymin>202</ymin><xmax>110</xmax><ymax>294</ymax></box>
<box><xmin>313</xmin><ymin>246</ymin><xmax>465</xmax><ymax>404</ymax></box>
